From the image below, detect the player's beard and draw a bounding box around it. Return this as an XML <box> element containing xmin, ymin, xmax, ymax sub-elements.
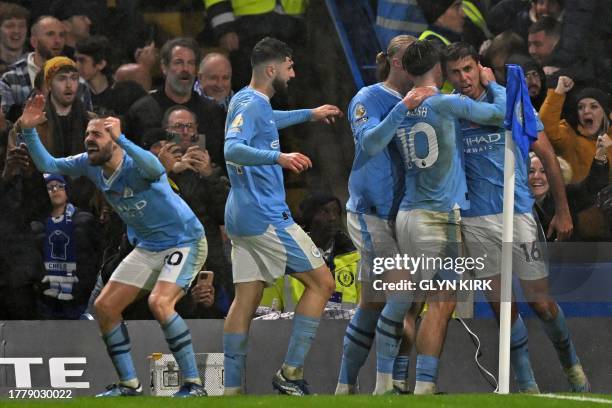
<box><xmin>272</xmin><ymin>76</ymin><xmax>289</xmax><ymax>97</ymax></box>
<box><xmin>86</xmin><ymin>140</ymin><xmax>113</xmax><ymax>166</ymax></box>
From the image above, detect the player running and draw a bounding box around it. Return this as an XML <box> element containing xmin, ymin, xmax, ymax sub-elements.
<box><xmin>222</xmin><ymin>37</ymin><xmax>343</xmax><ymax>396</ymax></box>
<box><xmin>19</xmin><ymin>95</ymin><xmax>208</xmax><ymax>397</ymax></box>
<box><xmin>442</xmin><ymin>42</ymin><xmax>587</xmax><ymax>392</ymax></box>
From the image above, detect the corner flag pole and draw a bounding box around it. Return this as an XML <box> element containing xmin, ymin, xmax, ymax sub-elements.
<box><xmin>498</xmin><ymin>64</ymin><xmax>538</xmax><ymax>394</ymax></box>
<box><xmin>498</xmin><ymin>130</ymin><xmax>515</xmax><ymax>394</ymax></box>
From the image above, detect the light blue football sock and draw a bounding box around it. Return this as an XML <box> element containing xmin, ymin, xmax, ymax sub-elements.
<box><xmin>103</xmin><ymin>322</ymin><xmax>137</xmax><ymax>382</ymax></box>
<box><xmin>223</xmin><ymin>332</ymin><xmax>248</xmax><ymax>388</ymax></box>
<box><xmin>510</xmin><ymin>315</ymin><xmax>538</xmax><ymax>391</ymax></box>
<box><xmin>540</xmin><ymin>306</ymin><xmax>579</xmax><ymax>369</ymax></box>
<box><xmin>161</xmin><ymin>313</ymin><xmax>199</xmax><ymax>381</ymax></box>
<box><xmin>338</xmin><ymin>307</ymin><xmax>379</xmax><ymax>385</ymax></box>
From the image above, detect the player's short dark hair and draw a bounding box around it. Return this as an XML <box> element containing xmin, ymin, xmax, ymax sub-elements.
<box><xmin>250</xmin><ymin>37</ymin><xmax>293</xmax><ymax>68</ymax></box>
<box><xmin>402</xmin><ymin>40</ymin><xmax>440</xmax><ymax>76</ymax></box>
<box><xmin>160</xmin><ymin>37</ymin><xmax>201</xmax><ymax>67</ymax></box>
<box><xmin>528</xmin><ymin>16</ymin><xmax>561</xmax><ymax>38</ymax></box>
<box><xmin>443</xmin><ymin>42</ymin><xmax>479</xmax><ymax>67</ymax></box>
<box><xmin>75</xmin><ymin>35</ymin><xmax>111</xmax><ymax>65</ymax></box>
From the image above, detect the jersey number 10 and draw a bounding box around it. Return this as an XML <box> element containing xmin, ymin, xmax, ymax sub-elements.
<box><xmin>396</xmin><ymin>122</ymin><xmax>439</xmax><ymax>169</ymax></box>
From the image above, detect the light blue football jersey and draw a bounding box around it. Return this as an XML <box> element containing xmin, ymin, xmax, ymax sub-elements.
<box><xmin>460</xmin><ymin>86</ymin><xmax>544</xmax><ymax>217</ymax></box>
<box><xmin>395</xmin><ymin>82</ymin><xmax>506</xmax><ymax>212</ymax></box>
<box><xmin>224</xmin><ymin>88</ymin><xmax>294</xmax><ymax>236</ymax></box>
<box><xmin>346</xmin><ymin>83</ymin><xmax>405</xmax><ymax>219</ymax></box>
<box><xmin>23</xmin><ymin>130</ymin><xmax>204</xmax><ymax>251</ymax></box>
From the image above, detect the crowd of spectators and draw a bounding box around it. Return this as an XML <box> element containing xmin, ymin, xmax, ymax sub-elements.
<box><xmin>0</xmin><ymin>0</ymin><xmax>610</xmax><ymax>319</ymax></box>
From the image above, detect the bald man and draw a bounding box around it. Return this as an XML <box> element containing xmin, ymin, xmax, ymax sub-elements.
<box><xmin>0</xmin><ymin>16</ymin><xmax>66</xmax><ymax>115</ymax></box>
<box><xmin>196</xmin><ymin>52</ymin><xmax>233</xmax><ymax>111</ymax></box>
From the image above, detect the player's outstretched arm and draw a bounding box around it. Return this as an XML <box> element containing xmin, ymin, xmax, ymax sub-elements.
<box><xmin>277</xmin><ymin>152</ymin><xmax>312</xmax><ymax>174</ymax></box>
<box><xmin>103</xmin><ymin>116</ymin><xmax>165</xmax><ymax>180</ymax></box>
<box><xmin>20</xmin><ymin>95</ymin><xmax>84</xmax><ymax>177</ymax></box>
<box><xmin>273</xmin><ymin>109</ymin><xmax>312</xmax><ymax>130</ymax></box>
<box><xmin>531</xmin><ymin>131</ymin><xmax>573</xmax><ymax>240</ymax></box>
<box><xmin>310</xmin><ymin>104</ymin><xmax>343</xmax><ymax>124</ymax></box>
<box><xmin>224</xmin><ymin>138</ymin><xmax>281</xmax><ymax>166</ymax></box>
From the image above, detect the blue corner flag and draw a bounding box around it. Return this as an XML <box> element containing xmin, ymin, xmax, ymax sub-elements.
<box><xmin>504</xmin><ymin>64</ymin><xmax>539</xmax><ymax>158</ymax></box>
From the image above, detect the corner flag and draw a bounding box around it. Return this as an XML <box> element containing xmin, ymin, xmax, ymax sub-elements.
<box><xmin>504</xmin><ymin>64</ymin><xmax>539</xmax><ymax>158</ymax></box>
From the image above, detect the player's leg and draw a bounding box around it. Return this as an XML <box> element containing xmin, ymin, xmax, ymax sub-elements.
<box><xmin>93</xmin><ymin>248</ymin><xmax>155</xmax><ymax>396</ymax></box>
<box><xmin>278</xmin><ymin>263</ymin><xmax>334</xmax><ymax>391</ymax></box>
<box><xmin>223</xmin><ymin>280</ymin><xmax>265</xmax><ymax>395</ymax></box>
<box><xmin>515</xmin><ymin>213</ymin><xmax>588</xmax><ymax>392</ymax></box>
<box><xmin>484</xmin><ymin>277</ymin><xmax>539</xmax><ymax>393</ymax></box>
<box><xmin>223</xmin><ymin>238</ymin><xmax>266</xmax><ymax>395</ymax></box>
<box><xmin>413</xmin><ymin>293</ymin><xmax>455</xmax><ymax>395</ymax></box>
<box><xmin>151</xmin><ymin>237</ymin><xmax>208</xmax><ymax>397</ymax></box>
<box><xmin>412</xmin><ymin>209</ymin><xmax>461</xmax><ymax>395</ymax></box>
<box><xmin>372</xmin><ymin>209</ymin><xmax>416</xmax><ymax>394</ymax></box>
<box><xmin>463</xmin><ymin>214</ymin><xmax>539</xmax><ymax>393</ymax></box>
<box><xmin>94</xmin><ymin>282</ymin><xmax>142</xmax><ymax>394</ymax></box>
<box><xmin>521</xmin><ymin>277</ymin><xmax>589</xmax><ymax>392</ymax></box>
<box><xmin>336</xmin><ymin>213</ymin><xmax>390</xmax><ymax>394</ymax></box>
<box><xmin>393</xmin><ymin>302</ymin><xmax>421</xmax><ymax>394</ymax></box>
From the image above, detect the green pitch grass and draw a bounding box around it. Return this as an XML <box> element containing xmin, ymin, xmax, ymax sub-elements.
<box><xmin>3</xmin><ymin>394</ymin><xmax>612</xmax><ymax>408</ymax></box>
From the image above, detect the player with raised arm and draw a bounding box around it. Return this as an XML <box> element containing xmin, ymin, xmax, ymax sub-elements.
<box><xmin>336</xmin><ymin>34</ymin><xmax>434</xmax><ymax>395</ymax></box>
<box><xmin>222</xmin><ymin>37</ymin><xmax>343</xmax><ymax>396</ymax></box>
<box><xmin>19</xmin><ymin>95</ymin><xmax>208</xmax><ymax>397</ymax></box>
<box><xmin>378</xmin><ymin>39</ymin><xmax>505</xmax><ymax>395</ymax></box>
<box><xmin>441</xmin><ymin>42</ymin><xmax>587</xmax><ymax>392</ymax></box>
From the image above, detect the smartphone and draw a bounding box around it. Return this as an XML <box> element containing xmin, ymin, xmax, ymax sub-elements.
<box><xmin>198</xmin><ymin>270</ymin><xmax>214</xmax><ymax>284</ymax></box>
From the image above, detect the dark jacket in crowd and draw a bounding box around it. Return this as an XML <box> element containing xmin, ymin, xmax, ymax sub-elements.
<box><xmin>124</xmin><ymin>87</ymin><xmax>227</xmax><ymax>172</ymax></box>
<box><xmin>535</xmin><ymin>158</ymin><xmax>609</xmax><ymax>241</ymax></box>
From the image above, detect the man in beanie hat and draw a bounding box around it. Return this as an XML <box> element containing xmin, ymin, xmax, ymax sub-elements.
<box><xmin>0</xmin><ymin>16</ymin><xmax>65</xmax><ymax>120</ymax></box>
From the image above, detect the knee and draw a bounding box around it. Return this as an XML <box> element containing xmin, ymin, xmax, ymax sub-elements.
<box><xmin>529</xmin><ymin>301</ymin><xmax>555</xmax><ymax>321</ymax></box>
<box><xmin>94</xmin><ymin>296</ymin><xmax>116</xmax><ymax>320</ymax></box>
<box><xmin>321</xmin><ymin>269</ymin><xmax>336</xmax><ymax>298</ymax></box>
<box><xmin>148</xmin><ymin>293</ymin><xmax>174</xmax><ymax>320</ymax></box>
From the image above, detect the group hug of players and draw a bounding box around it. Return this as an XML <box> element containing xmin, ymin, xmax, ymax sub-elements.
<box><xmin>17</xmin><ymin>35</ymin><xmax>587</xmax><ymax>397</ymax></box>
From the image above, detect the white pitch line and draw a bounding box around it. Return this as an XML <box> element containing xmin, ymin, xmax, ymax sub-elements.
<box><xmin>533</xmin><ymin>394</ymin><xmax>612</xmax><ymax>404</ymax></box>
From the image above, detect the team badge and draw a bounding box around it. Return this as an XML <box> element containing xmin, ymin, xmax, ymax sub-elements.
<box><xmin>354</xmin><ymin>103</ymin><xmax>367</xmax><ymax>123</ymax></box>
<box><xmin>311</xmin><ymin>245</ymin><xmax>321</xmax><ymax>258</ymax></box>
<box><xmin>230</xmin><ymin>114</ymin><xmax>243</xmax><ymax>130</ymax></box>
<box><xmin>336</xmin><ymin>268</ymin><xmax>355</xmax><ymax>287</ymax></box>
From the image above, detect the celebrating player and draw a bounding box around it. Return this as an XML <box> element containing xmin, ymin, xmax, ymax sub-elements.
<box><xmin>19</xmin><ymin>95</ymin><xmax>208</xmax><ymax>397</ymax></box>
<box><xmin>222</xmin><ymin>37</ymin><xmax>343</xmax><ymax>396</ymax></box>
<box><xmin>385</xmin><ymin>39</ymin><xmax>505</xmax><ymax>395</ymax></box>
<box><xmin>336</xmin><ymin>34</ymin><xmax>429</xmax><ymax>395</ymax></box>
<box><xmin>442</xmin><ymin>42</ymin><xmax>587</xmax><ymax>392</ymax></box>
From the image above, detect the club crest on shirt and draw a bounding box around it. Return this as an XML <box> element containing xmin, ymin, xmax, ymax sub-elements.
<box><xmin>354</xmin><ymin>103</ymin><xmax>367</xmax><ymax>123</ymax></box>
<box><xmin>123</xmin><ymin>187</ymin><xmax>134</xmax><ymax>198</ymax></box>
<box><xmin>230</xmin><ymin>114</ymin><xmax>243</xmax><ymax>131</ymax></box>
